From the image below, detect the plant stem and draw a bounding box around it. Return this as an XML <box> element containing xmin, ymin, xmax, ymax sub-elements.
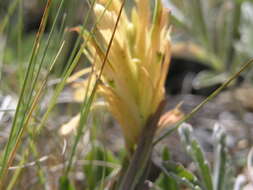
<box><xmin>154</xmin><ymin>58</ymin><xmax>253</xmax><ymax>145</ymax></box>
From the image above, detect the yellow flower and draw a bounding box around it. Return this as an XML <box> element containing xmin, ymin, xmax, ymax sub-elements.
<box><xmin>83</xmin><ymin>0</ymin><xmax>172</xmax><ymax>151</ymax></box>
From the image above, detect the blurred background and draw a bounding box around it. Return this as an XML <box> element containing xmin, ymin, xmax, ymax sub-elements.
<box><xmin>1</xmin><ymin>0</ymin><xmax>253</xmax><ymax>189</ymax></box>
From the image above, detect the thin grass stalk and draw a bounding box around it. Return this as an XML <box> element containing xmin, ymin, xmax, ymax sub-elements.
<box><xmin>17</xmin><ymin>0</ymin><xmax>24</xmax><ymax>84</ymax></box>
<box><xmin>0</xmin><ymin>40</ymin><xmax>64</xmax><ymax>188</ymax></box>
<box><xmin>64</xmin><ymin>0</ymin><xmax>127</xmax><ymax>176</ymax></box>
<box><xmin>6</xmin><ymin>149</ymin><xmax>29</xmax><ymax>190</ymax></box>
<box><xmin>27</xmin><ymin>41</ymin><xmax>66</xmax><ymax>184</ymax></box>
<box><xmin>28</xmin><ymin>138</ymin><xmax>46</xmax><ymax>186</ymax></box>
<box><xmin>99</xmin><ymin>145</ymin><xmax>108</xmax><ymax>190</ymax></box>
<box><xmin>23</xmin><ymin>40</ymin><xmax>65</xmax><ymax>185</ymax></box>
<box><xmin>25</xmin><ymin>0</ymin><xmax>65</xmax><ymax>104</ymax></box>
<box><xmin>0</xmin><ymin>0</ymin><xmax>53</xmax><ymax>186</ymax></box>
<box><xmin>36</xmin><ymin>0</ymin><xmax>97</xmax><ymax>133</ymax></box>
<box><xmin>9</xmin><ymin>39</ymin><xmax>63</xmax><ymax>176</ymax></box>
<box><xmin>0</xmin><ymin>0</ymin><xmax>21</xmax><ymax>81</ymax></box>
<box><xmin>58</xmin><ymin>14</ymin><xmax>67</xmax><ymax>42</ymax></box>
<box><xmin>4</xmin><ymin>42</ymin><xmax>65</xmax><ymax>189</ymax></box>
<box><xmin>0</xmin><ymin>0</ymin><xmax>20</xmax><ymax>34</ymax></box>
<box><xmin>61</xmin><ymin>0</ymin><xmax>97</xmax><ymax>74</ymax></box>
<box><xmin>6</xmin><ymin>0</ymin><xmax>51</xmax><ymax>146</ymax></box>
<box><xmin>37</xmin><ymin>42</ymin><xmax>85</xmax><ymax>133</ymax></box>
<box><xmin>14</xmin><ymin>0</ymin><xmax>65</xmax><ymax>143</ymax></box>
<box><xmin>154</xmin><ymin>58</ymin><xmax>253</xmax><ymax>145</ymax></box>
<box><xmin>19</xmin><ymin>0</ymin><xmax>52</xmax><ymax>110</ymax></box>
<box><xmin>36</xmin><ymin>0</ymin><xmax>115</xmax><ymax>135</ymax></box>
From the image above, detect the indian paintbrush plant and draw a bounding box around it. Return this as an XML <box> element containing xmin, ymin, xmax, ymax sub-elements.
<box><xmin>73</xmin><ymin>0</ymin><xmax>185</xmax><ymax>188</ymax></box>
<box><xmin>80</xmin><ymin>0</ymin><xmax>182</xmax><ymax>153</ymax></box>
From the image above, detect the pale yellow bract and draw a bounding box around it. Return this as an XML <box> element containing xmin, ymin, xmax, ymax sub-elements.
<box><xmin>83</xmin><ymin>0</ymin><xmax>171</xmax><ymax>151</ymax></box>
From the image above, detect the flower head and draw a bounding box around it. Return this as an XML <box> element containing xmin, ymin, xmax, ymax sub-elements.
<box><xmin>83</xmin><ymin>0</ymin><xmax>172</xmax><ymax>151</ymax></box>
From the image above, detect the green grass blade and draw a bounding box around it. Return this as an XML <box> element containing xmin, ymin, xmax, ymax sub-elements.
<box><xmin>0</xmin><ymin>0</ymin><xmax>20</xmax><ymax>34</ymax></box>
<box><xmin>36</xmin><ymin>0</ymin><xmax>96</xmax><ymax>134</ymax></box>
<box><xmin>63</xmin><ymin>0</ymin><xmax>126</xmax><ymax>177</ymax></box>
<box><xmin>6</xmin><ymin>149</ymin><xmax>29</xmax><ymax>190</ymax></box>
<box><xmin>0</xmin><ymin>0</ymin><xmax>53</xmax><ymax>185</ymax></box>
<box><xmin>154</xmin><ymin>58</ymin><xmax>253</xmax><ymax>145</ymax></box>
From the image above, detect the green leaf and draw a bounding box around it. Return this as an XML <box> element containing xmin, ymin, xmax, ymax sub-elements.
<box><xmin>159</xmin><ymin>146</ymin><xmax>201</xmax><ymax>190</ymax></box>
<box><xmin>84</xmin><ymin>144</ymin><xmax>118</xmax><ymax>190</ymax></box>
<box><xmin>59</xmin><ymin>176</ymin><xmax>76</xmax><ymax>190</ymax></box>
<box><xmin>193</xmin><ymin>71</ymin><xmax>229</xmax><ymax>89</ymax></box>
<box><xmin>163</xmin><ymin>161</ymin><xmax>198</xmax><ymax>185</ymax></box>
<box><xmin>191</xmin><ymin>140</ymin><xmax>213</xmax><ymax>190</ymax></box>
<box><xmin>162</xmin><ymin>147</ymin><xmax>171</xmax><ymax>161</ymax></box>
<box><xmin>213</xmin><ymin>124</ymin><xmax>228</xmax><ymax>190</ymax></box>
<box><xmin>179</xmin><ymin>123</ymin><xmax>213</xmax><ymax>190</ymax></box>
<box><xmin>156</xmin><ymin>173</ymin><xmax>179</xmax><ymax>190</ymax></box>
<box><xmin>159</xmin><ymin>165</ymin><xmax>202</xmax><ymax>190</ymax></box>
